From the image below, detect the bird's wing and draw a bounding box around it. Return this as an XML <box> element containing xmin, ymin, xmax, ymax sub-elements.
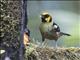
<box><xmin>52</xmin><ymin>22</ymin><xmax>60</xmax><ymax>32</ymax></box>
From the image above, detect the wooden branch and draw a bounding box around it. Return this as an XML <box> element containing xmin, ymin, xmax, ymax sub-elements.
<box><xmin>19</xmin><ymin>0</ymin><xmax>28</xmax><ymax>60</ymax></box>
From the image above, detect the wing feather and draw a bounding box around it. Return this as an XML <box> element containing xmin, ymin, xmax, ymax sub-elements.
<box><xmin>52</xmin><ymin>22</ymin><xmax>60</xmax><ymax>32</ymax></box>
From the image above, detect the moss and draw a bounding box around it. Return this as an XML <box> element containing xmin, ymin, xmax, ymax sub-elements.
<box><xmin>24</xmin><ymin>44</ymin><xmax>80</xmax><ymax>60</ymax></box>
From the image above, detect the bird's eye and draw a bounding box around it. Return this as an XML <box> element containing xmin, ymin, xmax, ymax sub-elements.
<box><xmin>45</xmin><ymin>15</ymin><xmax>49</xmax><ymax>17</ymax></box>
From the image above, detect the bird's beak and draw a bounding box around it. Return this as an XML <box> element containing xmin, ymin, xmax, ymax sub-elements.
<box><xmin>40</xmin><ymin>13</ymin><xmax>42</xmax><ymax>17</ymax></box>
<box><xmin>40</xmin><ymin>15</ymin><xmax>44</xmax><ymax>19</ymax></box>
<box><xmin>40</xmin><ymin>15</ymin><xmax>41</xmax><ymax>18</ymax></box>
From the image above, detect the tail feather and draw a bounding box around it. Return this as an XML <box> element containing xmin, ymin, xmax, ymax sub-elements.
<box><xmin>60</xmin><ymin>32</ymin><xmax>71</xmax><ymax>36</ymax></box>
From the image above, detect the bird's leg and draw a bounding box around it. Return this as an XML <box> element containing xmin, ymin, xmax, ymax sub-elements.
<box><xmin>40</xmin><ymin>37</ymin><xmax>45</xmax><ymax>47</ymax></box>
<box><xmin>55</xmin><ymin>40</ymin><xmax>58</xmax><ymax>48</ymax></box>
<box><xmin>43</xmin><ymin>40</ymin><xmax>48</xmax><ymax>47</ymax></box>
<box><xmin>41</xmin><ymin>41</ymin><xmax>45</xmax><ymax>47</ymax></box>
<box><xmin>41</xmin><ymin>40</ymin><xmax>47</xmax><ymax>48</ymax></box>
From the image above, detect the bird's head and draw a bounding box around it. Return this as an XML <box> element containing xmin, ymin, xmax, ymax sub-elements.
<box><xmin>40</xmin><ymin>12</ymin><xmax>52</xmax><ymax>23</ymax></box>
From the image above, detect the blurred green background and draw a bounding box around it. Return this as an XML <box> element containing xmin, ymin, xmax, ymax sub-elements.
<box><xmin>27</xmin><ymin>1</ymin><xmax>80</xmax><ymax>47</ymax></box>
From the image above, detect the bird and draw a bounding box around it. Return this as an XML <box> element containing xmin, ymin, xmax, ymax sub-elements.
<box><xmin>39</xmin><ymin>12</ymin><xmax>71</xmax><ymax>47</ymax></box>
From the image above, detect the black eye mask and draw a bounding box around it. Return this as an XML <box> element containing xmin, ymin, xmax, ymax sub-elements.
<box><xmin>41</xmin><ymin>18</ymin><xmax>46</xmax><ymax>22</ymax></box>
<box><xmin>44</xmin><ymin>14</ymin><xmax>49</xmax><ymax>18</ymax></box>
<box><xmin>41</xmin><ymin>14</ymin><xmax>52</xmax><ymax>22</ymax></box>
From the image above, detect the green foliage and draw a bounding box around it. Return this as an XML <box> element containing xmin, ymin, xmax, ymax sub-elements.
<box><xmin>63</xmin><ymin>23</ymin><xmax>79</xmax><ymax>47</ymax></box>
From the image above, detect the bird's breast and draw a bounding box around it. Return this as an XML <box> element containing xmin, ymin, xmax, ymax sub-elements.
<box><xmin>39</xmin><ymin>23</ymin><xmax>52</xmax><ymax>33</ymax></box>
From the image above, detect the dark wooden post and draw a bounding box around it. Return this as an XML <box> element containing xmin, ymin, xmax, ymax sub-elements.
<box><xmin>19</xmin><ymin>0</ymin><xmax>28</xmax><ymax>60</ymax></box>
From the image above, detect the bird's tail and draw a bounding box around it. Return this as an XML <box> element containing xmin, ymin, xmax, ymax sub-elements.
<box><xmin>60</xmin><ymin>32</ymin><xmax>71</xmax><ymax>36</ymax></box>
